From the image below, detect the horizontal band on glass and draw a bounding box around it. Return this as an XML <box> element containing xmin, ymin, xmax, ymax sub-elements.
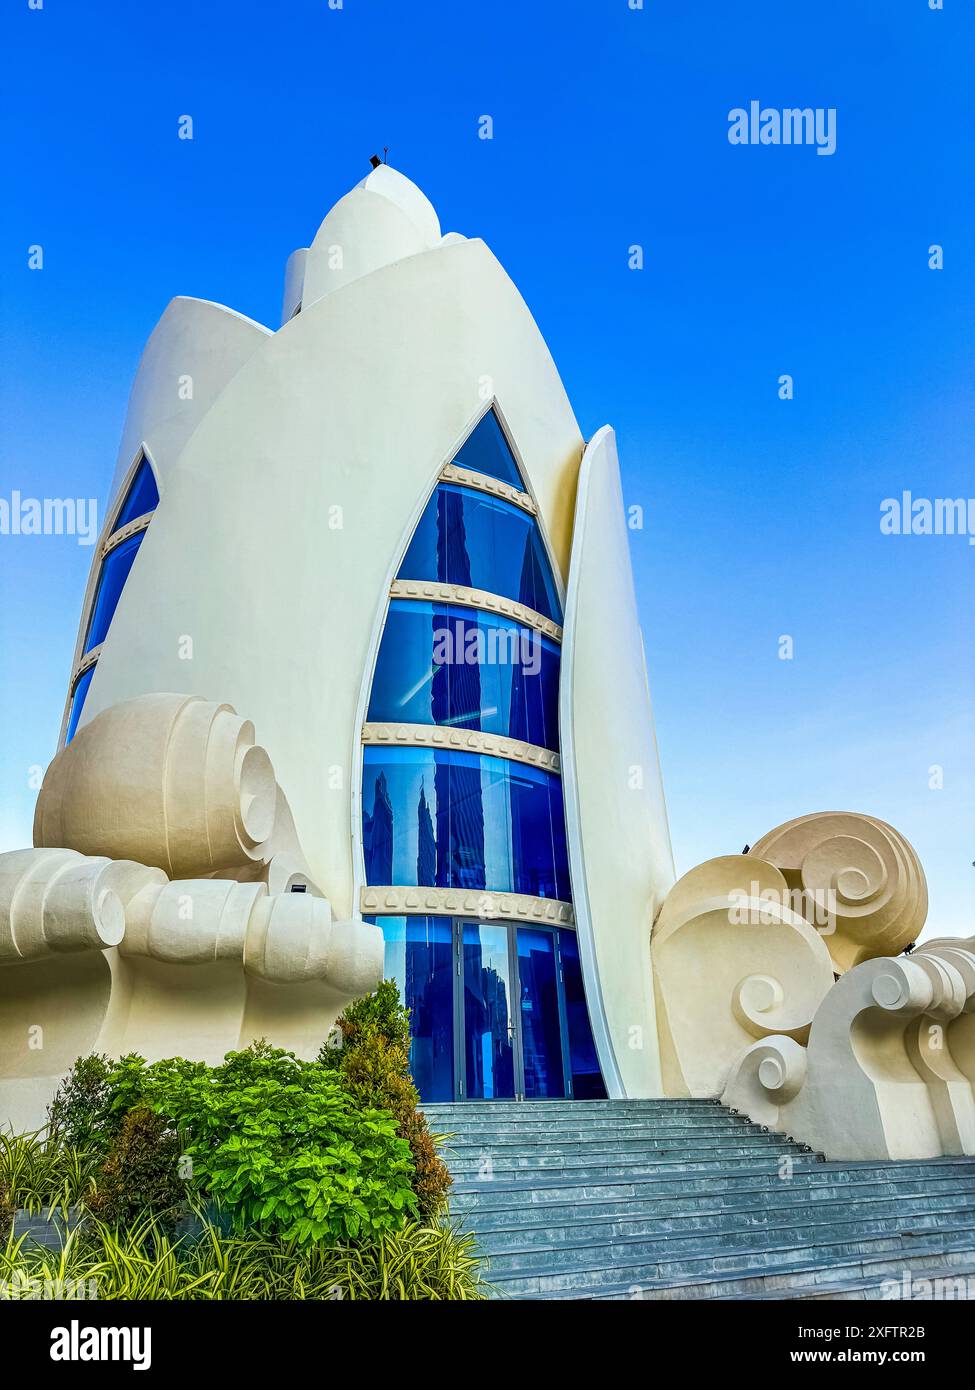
<box><xmin>360</xmin><ymin>885</ymin><xmax>575</xmax><ymax>928</ymax></box>
<box><xmin>439</xmin><ymin>463</ymin><xmax>536</xmax><ymax>515</ymax></box>
<box><xmin>390</xmin><ymin>580</ymin><xmax>562</xmax><ymax>642</ymax></box>
<box><xmin>362</xmin><ymin>722</ymin><xmax>561</xmax><ymax>773</ymax></box>
<box><xmin>71</xmin><ymin>642</ymin><xmax>102</xmax><ymax>685</ymax></box>
<box><xmin>101</xmin><ymin>511</ymin><xmax>153</xmax><ymax>559</ymax></box>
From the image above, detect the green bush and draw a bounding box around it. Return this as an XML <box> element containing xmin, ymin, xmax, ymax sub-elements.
<box><xmin>319</xmin><ymin>980</ymin><xmax>452</xmax><ymax>1217</ymax></box>
<box><xmin>87</xmin><ymin>1107</ymin><xmax>187</xmax><ymax>1232</ymax></box>
<box><xmin>75</xmin><ymin>1039</ymin><xmax>417</xmax><ymax>1245</ymax></box>
<box><xmin>46</xmin><ymin>1053</ymin><xmax>119</xmax><ymax>1153</ymax></box>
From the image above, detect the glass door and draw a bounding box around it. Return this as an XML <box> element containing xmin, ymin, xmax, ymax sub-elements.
<box><xmin>373</xmin><ymin>913</ymin><xmax>606</xmax><ymax>1102</ymax></box>
<box><xmin>460</xmin><ymin>922</ymin><xmax>517</xmax><ymax>1099</ymax></box>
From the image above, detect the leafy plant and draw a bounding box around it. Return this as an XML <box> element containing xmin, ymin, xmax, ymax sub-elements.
<box><xmin>87</xmin><ymin>1107</ymin><xmax>188</xmax><ymax>1232</ymax></box>
<box><xmin>0</xmin><ymin>1179</ymin><xmax>12</xmax><ymax>1245</ymax></box>
<box><xmin>319</xmin><ymin>981</ymin><xmax>452</xmax><ymax>1217</ymax></box>
<box><xmin>0</xmin><ymin>1129</ymin><xmax>101</xmax><ymax>1217</ymax></box>
<box><xmin>46</xmin><ymin>1053</ymin><xmax>119</xmax><ymax>1153</ymax></box>
<box><xmin>0</xmin><ymin>1212</ymin><xmax>485</xmax><ymax>1300</ymax></box>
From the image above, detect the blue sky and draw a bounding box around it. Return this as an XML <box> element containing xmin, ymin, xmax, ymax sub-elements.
<box><xmin>1</xmin><ymin>0</ymin><xmax>972</xmax><ymax>933</ymax></box>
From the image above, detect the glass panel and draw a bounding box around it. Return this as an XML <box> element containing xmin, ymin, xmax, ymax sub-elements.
<box><xmin>375</xmin><ymin>916</ymin><xmax>455</xmax><ymax>1103</ymax></box>
<box><xmin>451</xmin><ymin>409</ymin><xmax>524</xmax><ymax>490</ymax></box>
<box><xmin>559</xmin><ymin>929</ymin><xmax>606</xmax><ymax>1099</ymax></box>
<box><xmin>367</xmin><ymin>600</ymin><xmax>561</xmax><ymax>751</ymax></box>
<box><xmin>83</xmin><ymin>530</ymin><xmax>145</xmax><ymax>654</ymax></box>
<box><xmin>517</xmin><ymin>928</ymin><xmax>566</xmax><ymax>1099</ymax></box>
<box><xmin>399</xmin><ymin>484</ymin><xmax>561</xmax><ymax>623</ymax></box>
<box><xmin>463</xmin><ymin>923</ymin><xmax>515</xmax><ymax>1100</ymax></box>
<box><xmin>509</xmin><ymin>763</ymin><xmax>571</xmax><ymax>900</ymax></box>
<box><xmin>65</xmin><ymin>664</ymin><xmax>96</xmax><ymax>744</ymax></box>
<box><xmin>362</xmin><ymin>747</ymin><xmax>570</xmax><ymax>900</ymax></box>
<box><xmin>112</xmin><ymin>455</ymin><xmax>159</xmax><ymax>531</ymax></box>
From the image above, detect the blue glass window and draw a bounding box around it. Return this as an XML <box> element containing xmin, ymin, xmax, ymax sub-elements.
<box><xmin>399</xmin><ymin>485</ymin><xmax>561</xmax><ymax>623</ymax></box>
<box><xmin>112</xmin><ymin>454</ymin><xmax>159</xmax><ymax>530</ymax></box>
<box><xmin>374</xmin><ymin>916</ymin><xmax>455</xmax><ymax>1102</ymax></box>
<box><xmin>65</xmin><ymin>665</ymin><xmax>96</xmax><ymax>744</ymax></box>
<box><xmin>558</xmin><ymin>929</ymin><xmax>606</xmax><ymax>1099</ymax></box>
<box><xmin>362</xmin><ymin>746</ymin><xmax>571</xmax><ymax>900</ymax></box>
<box><xmin>451</xmin><ymin>409</ymin><xmax>524</xmax><ymax>491</ymax></box>
<box><xmin>368</xmin><ymin>600</ymin><xmax>561</xmax><ymax>750</ymax></box>
<box><xmin>83</xmin><ymin>531</ymin><xmax>146</xmax><ymax>654</ymax></box>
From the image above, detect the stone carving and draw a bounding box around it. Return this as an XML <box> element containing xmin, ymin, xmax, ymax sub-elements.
<box><xmin>651</xmin><ymin>853</ymin><xmax>836</xmax><ymax>1098</ymax></box>
<box><xmin>34</xmin><ymin>693</ymin><xmax>304</xmax><ymax>881</ymax></box>
<box><xmin>0</xmin><ymin>695</ymin><xmax>382</xmax><ymax>1134</ymax></box>
<box><xmin>722</xmin><ymin>939</ymin><xmax>975</xmax><ymax>1160</ymax></box>
<box><xmin>650</xmin><ymin>810</ymin><xmax>966</xmax><ymax>1160</ymax></box>
<box><xmin>749</xmin><ymin>811</ymin><xmax>927</xmax><ymax>973</ymax></box>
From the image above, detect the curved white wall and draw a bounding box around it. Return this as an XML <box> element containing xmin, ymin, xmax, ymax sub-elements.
<box><xmin>108</xmin><ymin>295</ymin><xmax>271</xmax><ymax>502</ymax></box>
<box><xmin>560</xmin><ymin>426</ymin><xmax>675</xmax><ymax>1097</ymax></box>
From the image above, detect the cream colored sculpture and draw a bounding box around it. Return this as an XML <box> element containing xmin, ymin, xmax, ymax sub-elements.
<box><xmin>649</xmin><ymin>810</ymin><xmax>973</xmax><ymax>1161</ymax></box>
<box><xmin>749</xmin><ymin>811</ymin><xmax>927</xmax><ymax>973</ymax></box>
<box><xmin>722</xmin><ymin>941</ymin><xmax>975</xmax><ymax>1160</ymax></box>
<box><xmin>0</xmin><ymin>695</ymin><xmax>382</xmax><ymax>1134</ymax></box>
<box><xmin>652</xmin><ymin>853</ymin><xmax>836</xmax><ymax>1098</ymax></box>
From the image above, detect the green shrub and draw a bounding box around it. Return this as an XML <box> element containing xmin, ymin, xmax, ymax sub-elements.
<box><xmin>139</xmin><ymin>1042</ymin><xmax>417</xmax><ymax>1244</ymax></box>
<box><xmin>46</xmin><ymin>1053</ymin><xmax>119</xmax><ymax>1153</ymax></box>
<box><xmin>87</xmin><ymin>1107</ymin><xmax>187</xmax><ymax>1232</ymax></box>
<box><xmin>320</xmin><ymin>981</ymin><xmax>452</xmax><ymax>1217</ymax></box>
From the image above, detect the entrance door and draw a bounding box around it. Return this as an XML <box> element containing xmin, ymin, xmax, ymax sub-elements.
<box><xmin>458</xmin><ymin>920</ymin><xmax>570</xmax><ymax>1101</ymax></box>
<box><xmin>379</xmin><ymin>914</ymin><xmax>597</xmax><ymax>1102</ymax></box>
<box><xmin>459</xmin><ymin>921</ymin><xmax>517</xmax><ymax>1100</ymax></box>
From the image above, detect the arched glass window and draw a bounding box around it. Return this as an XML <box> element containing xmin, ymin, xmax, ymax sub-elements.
<box><xmin>362</xmin><ymin>746</ymin><xmax>571</xmax><ymax>901</ymax></box>
<box><xmin>399</xmin><ymin>484</ymin><xmax>561</xmax><ymax>622</ymax></box>
<box><xmin>367</xmin><ymin>600</ymin><xmax>561</xmax><ymax>750</ymax></box>
<box><xmin>64</xmin><ymin>452</ymin><xmax>159</xmax><ymax>742</ymax></box>
<box><xmin>451</xmin><ymin>408</ymin><xmax>525</xmax><ymax>490</ymax></box>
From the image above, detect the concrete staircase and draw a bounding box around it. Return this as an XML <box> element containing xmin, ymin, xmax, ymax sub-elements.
<box><xmin>423</xmin><ymin>1098</ymin><xmax>975</xmax><ymax>1300</ymax></box>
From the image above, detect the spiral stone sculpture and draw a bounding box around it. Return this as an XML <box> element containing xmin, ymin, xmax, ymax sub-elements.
<box><xmin>33</xmin><ymin>693</ymin><xmax>289</xmax><ymax>880</ymax></box>
<box><xmin>651</xmin><ymin>854</ymin><xmax>836</xmax><ymax>1097</ymax></box>
<box><xmin>749</xmin><ymin>812</ymin><xmax>927</xmax><ymax>973</ymax></box>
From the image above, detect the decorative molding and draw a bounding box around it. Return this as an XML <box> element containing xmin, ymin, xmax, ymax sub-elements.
<box><xmin>439</xmin><ymin>463</ymin><xmax>536</xmax><ymax>515</ymax></box>
<box><xmin>360</xmin><ymin>884</ymin><xmax>575</xmax><ymax>928</ymax></box>
<box><xmin>101</xmin><ymin>512</ymin><xmax>153</xmax><ymax>559</ymax></box>
<box><xmin>71</xmin><ymin>644</ymin><xmax>102</xmax><ymax>685</ymax></box>
<box><xmin>390</xmin><ymin>580</ymin><xmax>563</xmax><ymax>642</ymax></box>
<box><xmin>362</xmin><ymin>722</ymin><xmax>560</xmax><ymax>773</ymax></box>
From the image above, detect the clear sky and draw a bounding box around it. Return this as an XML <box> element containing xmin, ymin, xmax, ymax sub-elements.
<box><xmin>1</xmin><ymin>0</ymin><xmax>972</xmax><ymax>935</ymax></box>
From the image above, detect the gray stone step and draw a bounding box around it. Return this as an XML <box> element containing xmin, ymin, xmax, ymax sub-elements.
<box><xmin>452</xmin><ymin>1173</ymin><xmax>975</xmax><ymax>1228</ymax></box>
<box><xmin>442</xmin><ymin>1133</ymin><xmax>790</xmax><ymax>1161</ymax></box>
<box><xmin>434</xmin><ymin>1098</ymin><xmax>975</xmax><ymax>1299</ymax></box>
<box><xmin>576</xmin><ymin>1244</ymin><xmax>975</xmax><ymax>1301</ymax></box>
<box><xmin>488</xmin><ymin>1222</ymin><xmax>975</xmax><ymax>1295</ymax></box>
<box><xmin>468</xmin><ymin>1194</ymin><xmax>975</xmax><ymax>1252</ymax></box>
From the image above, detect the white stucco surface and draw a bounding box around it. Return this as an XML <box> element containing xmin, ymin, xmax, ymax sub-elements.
<box><xmin>560</xmin><ymin>426</ymin><xmax>675</xmax><ymax>1097</ymax></box>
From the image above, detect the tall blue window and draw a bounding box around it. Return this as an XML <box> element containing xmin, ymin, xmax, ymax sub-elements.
<box><xmin>360</xmin><ymin>413</ymin><xmax>604</xmax><ymax>1100</ymax></box>
<box><xmin>367</xmin><ymin>600</ymin><xmax>561</xmax><ymax>750</ymax></box>
<box><xmin>399</xmin><ymin>484</ymin><xmax>561</xmax><ymax>623</ymax></box>
<box><xmin>65</xmin><ymin>453</ymin><xmax>159</xmax><ymax>742</ymax></box>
